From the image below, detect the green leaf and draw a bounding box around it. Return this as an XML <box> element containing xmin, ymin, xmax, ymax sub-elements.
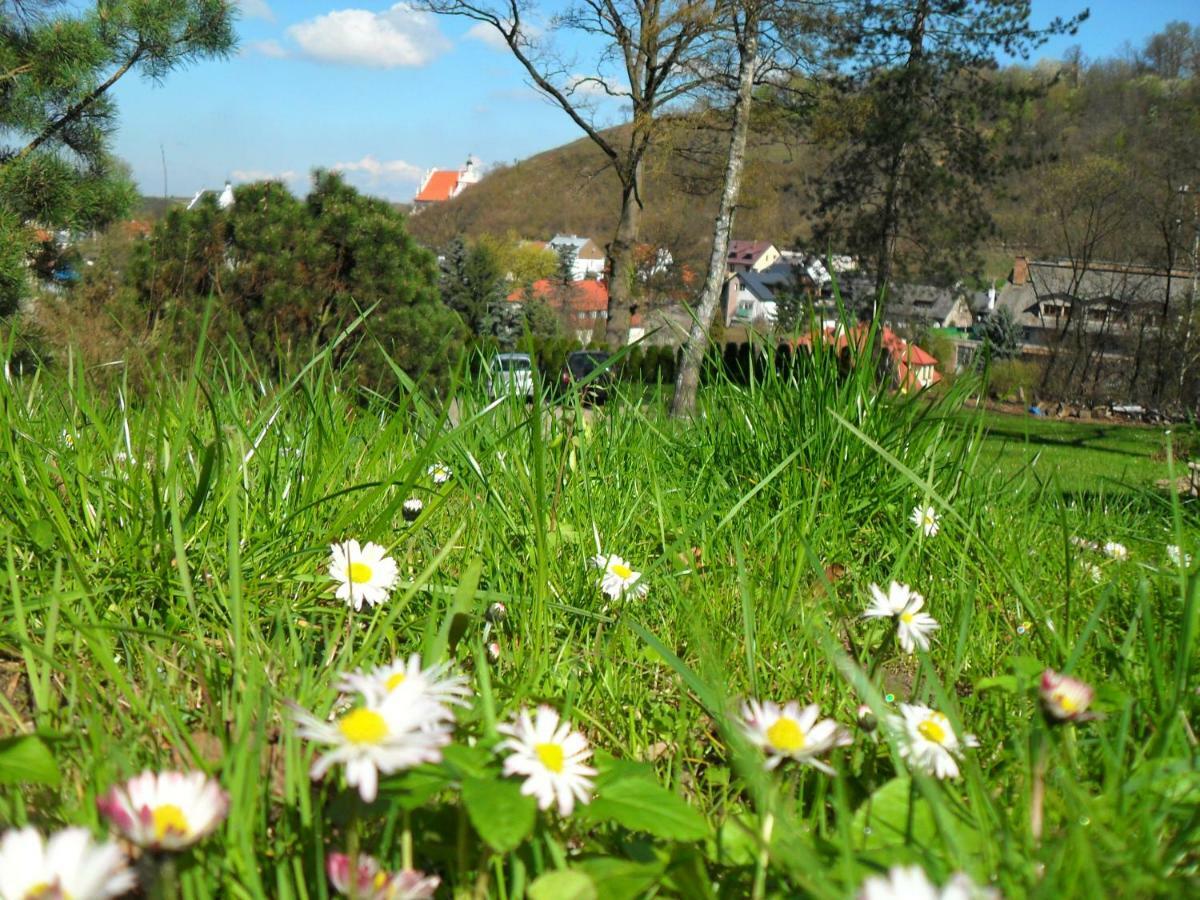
<box><xmin>27</xmin><ymin>519</ymin><xmax>55</xmax><ymax>551</ymax></box>
<box><xmin>975</xmin><ymin>674</ymin><xmax>1019</xmax><ymax>693</ymax></box>
<box><xmin>851</xmin><ymin>777</ymin><xmax>935</xmax><ymax>850</ymax></box>
<box><xmin>383</xmin><ymin>764</ymin><xmax>454</xmax><ymax>811</ymax></box>
<box><xmin>528</xmin><ymin>870</ymin><xmax>596</xmax><ymax>900</ymax></box>
<box><xmin>580</xmin><ymin>773</ymin><xmax>708</xmax><ymax>841</ymax></box>
<box><xmin>439</xmin><ymin>743</ymin><xmax>492</xmax><ymax>780</ymax></box>
<box><xmin>462</xmin><ymin>776</ymin><xmax>537</xmax><ymax>852</ymax></box>
<box><xmin>575</xmin><ymin>857</ymin><xmax>665</xmax><ymax>900</ymax></box>
<box><xmin>0</xmin><ymin>735</ymin><xmax>61</xmax><ymax>787</ymax></box>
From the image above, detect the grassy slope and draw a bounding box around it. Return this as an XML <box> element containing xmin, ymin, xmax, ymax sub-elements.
<box><xmin>975</xmin><ymin>410</ymin><xmax>1182</xmax><ymax>494</ymax></box>
<box><xmin>1</xmin><ymin>345</ymin><xmax>1197</xmax><ymax>897</ymax></box>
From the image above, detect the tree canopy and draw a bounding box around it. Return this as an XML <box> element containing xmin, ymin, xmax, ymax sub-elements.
<box><xmin>0</xmin><ymin>0</ymin><xmax>236</xmax><ymax>313</ymax></box>
<box><xmin>131</xmin><ymin>172</ymin><xmax>466</xmax><ymax>392</ymax></box>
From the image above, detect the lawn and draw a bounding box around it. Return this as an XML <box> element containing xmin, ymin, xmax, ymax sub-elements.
<box><xmin>971</xmin><ymin>409</ymin><xmax>1187</xmax><ymax>494</ymax></box>
<box><xmin>0</xmin><ymin>347</ymin><xmax>1197</xmax><ymax>899</ymax></box>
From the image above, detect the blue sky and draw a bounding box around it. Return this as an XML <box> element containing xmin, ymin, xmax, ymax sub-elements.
<box><xmin>111</xmin><ymin>1</ymin><xmax>1198</xmax><ymax>203</ymax></box>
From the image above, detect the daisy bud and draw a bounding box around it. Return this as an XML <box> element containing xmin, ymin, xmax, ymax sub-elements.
<box><xmin>487</xmin><ymin>641</ymin><xmax>501</xmax><ymax>662</ymax></box>
<box><xmin>97</xmin><ymin>771</ymin><xmax>229</xmax><ymax>851</ymax></box>
<box><xmin>856</xmin><ymin>704</ymin><xmax>877</xmax><ymax>733</ymax></box>
<box><xmin>1039</xmin><ymin>669</ymin><xmax>1096</xmax><ymax>723</ymax></box>
<box><xmin>402</xmin><ymin>498</ymin><xmax>424</xmax><ymax>522</ymax></box>
<box><xmin>486</xmin><ymin>602</ymin><xmax>507</xmax><ymax>624</ymax></box>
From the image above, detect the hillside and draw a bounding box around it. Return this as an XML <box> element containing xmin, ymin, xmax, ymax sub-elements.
<box><xmin>406</xmin><ymin>122</ymin><xmax>821</xmax><ymax>270</ymax></box>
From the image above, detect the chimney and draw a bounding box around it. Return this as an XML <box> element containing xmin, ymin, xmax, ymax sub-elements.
<box><xmin>1012</xmin><ymin>255</ymin><xmax>1029</xmax><ymax>286</ymax></box>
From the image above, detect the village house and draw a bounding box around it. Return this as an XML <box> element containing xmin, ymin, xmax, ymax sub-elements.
<box><xmin>413</xmin><ymin>156</ymin><xmax>481</xmax><ymax>210</ymax></box>
<box><xmin>507</xmin><ymin>278</ymin><xmax>609</xmax><ymax>344</ymax></box>
<box><xmin>791</xmin><ymin>324</ymin><xmax>942</xmax><ymax>392</ymax></box>
<box><xmin>547</xmin><ymin>234</ymin><xmax>607</xmax><ymax>281</ymax></box>
<box><xmin>721</xmin><ymin>246</ymin><xmax>854</xmax><ymax>327</ymax></box>
<box><xmin>841</xmin><ymin>278</ymin><xmax>976</xmax><ymax>332</ymax></box>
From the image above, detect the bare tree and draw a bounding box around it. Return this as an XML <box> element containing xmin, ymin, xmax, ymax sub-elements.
<box><xmin>415</xmin><ymin>1</ymin><xmax>714</xmax><ymax>349</ymax></box>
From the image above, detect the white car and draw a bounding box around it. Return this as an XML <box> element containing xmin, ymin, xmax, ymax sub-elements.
<box><xmin>487</xmin><ymin>353</ymin><xmax>534</xmax><ymax>399</ymax></box>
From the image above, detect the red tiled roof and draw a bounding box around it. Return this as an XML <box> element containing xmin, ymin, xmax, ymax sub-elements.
<box><xmin>414</xmin><ymin>170</ymin><xmax>460</xmax><ymax>203</ymax></box>
<box><xmin>727</xmin><ymin>240</ymin><xmax>774</xmax><ymax>265</ymax></box>
<box><xmin>784</xmin><ymin>324</ymin><xmax>940</xmax><ymax>389</ymax></box>
<box><xmin>508</xmin><ymin>278</ymin><xmax>609</xmax><ymax>312</ymax></box>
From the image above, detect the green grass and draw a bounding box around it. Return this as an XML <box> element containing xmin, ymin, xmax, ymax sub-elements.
<box><xmin>1</xmin><ymin>340</ymin><xmax>1197</xmax><ymax>898</ymax></box>
<box><xmin>972</xmin><ymin>409</ymin><xmax>1187</xmax><ymax>495</ymax></box>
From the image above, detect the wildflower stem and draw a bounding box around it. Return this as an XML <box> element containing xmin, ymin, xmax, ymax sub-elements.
<box><xmin>151</xmin><ymin>853</ymin><xmax>179</xmax><ymax>900</ymax></box>
<box><xmin>751</xmin><ymin>810</ymin><xmax>775</xmax><ymax>900</ymax></box>
<box><xmin>1030</xmin><ymin>729</ymin><xmax>1047</xmax><ymax>845</ymax></box>
<box><xmin>401</xmin><ymin>810</ymin><xmax>413</xmax><ymax>871</ymax></box>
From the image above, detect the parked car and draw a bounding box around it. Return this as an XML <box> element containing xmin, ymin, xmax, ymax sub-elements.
<box><xmin>560</xmin><ymin>350</ymin><xmax>613</xmax><ymax>404</ymax></box>
<box><xmin>487</xmin><ymin>353</ymin><xmax>534</xmax><ymax>399</ymax></box>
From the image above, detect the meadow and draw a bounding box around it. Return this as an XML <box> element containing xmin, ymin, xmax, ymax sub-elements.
<box><xmin>1</xmin><ymin>335</ymin><xmax>1197</xmax><ymax>899</ymax></box>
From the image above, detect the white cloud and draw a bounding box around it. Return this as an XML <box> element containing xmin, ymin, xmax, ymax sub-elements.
<box><xmin>286</xmin><ymin>3</ymin><xmax>450</xmax><ymax>68</ymax></box>
<box><xmin>237</xmin><ymin>0</ymin><xmax>275</xmax><ymax>22</ymax></box>
<box><xmin>243</xmin><ymin>38</ymin><xmax>288</xmax><ymax>59</ymax></box>
<box><xmin>332</xmin><ymin>155</ymin><xmax>423</xmax><ymax>183</ymax></box>
<box><xmin>465</xmin><ymin>22</ymin><xmax>509</xmax><ymax>51</ymax></box>
<box><xmin>232</xmin><ymin>169</ymin><xmax>300</xmax><ymax>183</ymax></box>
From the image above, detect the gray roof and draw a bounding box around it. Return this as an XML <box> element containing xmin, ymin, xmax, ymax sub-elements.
<box><xmin>841</xmin><ymin>277</ymin><xmax>960</xmax><ymax>322</ymax></box>
<box><xmin>997</xmin><ymin>259</ymin><xmax>1195</xmax><ymax>332</ymax></box>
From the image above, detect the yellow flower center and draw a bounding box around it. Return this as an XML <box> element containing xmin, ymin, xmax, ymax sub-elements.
<box><xmin>918</xmin><ymin>715</ymin><xmax>948</xmax><ymax>745</ymax></box>
<box><xmin>339</xmin><ymin>708</ymin><xmax>389</xmax><ymax>744</ymax></box>
<box><xmin>385</xmin><ymin>672</ymin><xmax>407</xmax><ymax>691</ymax></box>
<box><xmin>26</xmin><ymin>883</ymin><xmax>65</xmax><ymax>899</ymax></box>
<box><xmin>535</xmin><ymin>742</ymin><xmax>565</xmax><ymax>773</ymax></box>
<box><xmin>766</xmin><ymin>717</ymin><xmax>807</xmax><ymax>752</ymax></box>
<box><xmin>373</xmin><ymin>872</ymin><xmax>389</xmax><ymax>889</ymax></box>
<box><xmin>153</xmin><ymin>803</ymin><xmax>191</xmax><ymax>841</ymax></box>
<box><xmin>900</xmin><ymin>612</ymin><xmax>914</xmax><ymax>623</ymax></box>
<box><xmin>348</xmin><ymin>561</ymin><xmax>374</xmax><ymax>584</ymax></box>
<box><xmin>611</xmin><ymin>563</ymin><xmax>633</xmax><ymax>580</ymax></box>
<box><xmin>1054</xmin><ymin>690</ymin><xmax>1078</xmax><ymax>713</ymax></box>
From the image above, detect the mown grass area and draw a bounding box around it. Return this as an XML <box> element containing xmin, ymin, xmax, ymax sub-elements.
<box><xmin>972</xmin><ymin>408</ymin><xmax>1189</xmax><ymax>495</ymax></box>
<box><xmin>1</xmin><ymin>339</ymin><xmax>1197</xmax><ymax>899</ymax></box>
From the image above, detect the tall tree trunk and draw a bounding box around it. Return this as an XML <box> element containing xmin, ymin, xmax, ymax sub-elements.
<box><xmin>605</xmin><ymin>162</ymin><xmax>643</xmax><ymax>350</ymax></box>
<box><xmin>670</xmin><ymin>9</ymin><xmax>760</xmax><ymax>418</ymax></box>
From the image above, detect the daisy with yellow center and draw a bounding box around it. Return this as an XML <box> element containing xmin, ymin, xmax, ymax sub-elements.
<box><xmin>292</xmin><ymin>695</ymin><xmax>452</xmax><ymax>803</ymax></box>
<box><xmin>591</xmin><ymin>553</ymin><xmax>648</xmax><ymax>601</ymax></box>
<box><xmin>863</xmin><ymin>581</ymin><xmax>939</xmax><ymax>654</ymax></box>
<box><xmin>497</xmin><ymin>705</ymin><xmax>596</xmax><ymax>816</ymax></box>
<box><xmin>427</xmin><ymin>463</ymin><xmax>452</xmax><ymax>485</ymax></box>
<box><xmin>857</xmin><ymin>864</ymin><xmax>995</xmax><ymax>900</ymax></box>
<box><xmin>326</xmin><ymin>853</ymin><xmax>440</xmax><ymax>900</ymax></box>
<box><xmin>1102</xmin><ymin>540</ymin><xmax>1128</xmax><ymax>561</ymax></box>
<box><xmin>328</xmin><ymin>539</ymin><xmax>398</xmax><ymax>611</ymax></box>
<box><xmin>741</xmin><ymin>700</ymin><xmax>852</xmax><ymax>773</ymax></box>
<box><xmin>97</xmin><ymin>770</ymin><xmax>228</xmax><ymax>852</ymax></box>
<box><xmin>1039</xmin><ymin>669</ymin><xmax>1097</xmax><ymax>723</ymax></box>
<box><xmin>337</xmin><ymin>654</ymin><xmax>472</xmax><ymax>722</ymax></box>
<box><xmin>0</xmin><ymin>827</ymin><xmax>135</xmax><ymax>900</ymax></box>
<box><xmin>911</xmin><ymin>504</ymin><xmax>940</xmax><ymax>537</ymax></box>
<box><xmin>892</xmin><ymin>703</ymin><xmax>977</xmax><ymax>780</ymax></box>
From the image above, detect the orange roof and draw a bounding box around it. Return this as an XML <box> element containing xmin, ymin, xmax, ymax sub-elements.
<box><xmin>414</xmin><ymin>170</ymin><xmax>460</xmax><ymax>203</ymax></box>
<box><xmin>507</xmin><ymin>279</ymin><xmax>609</xmax><ymax>312</ymax></box>
<box><xmin>784</xmin><ymin>324</ymin><xmax>940</xmax><ymax>390</ymax></box>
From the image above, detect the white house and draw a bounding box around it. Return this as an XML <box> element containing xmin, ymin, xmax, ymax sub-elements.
<box><xmin>414</xmin><ymin>156</ymin><xmax>482</xmax><ymax>209</ymax></box>
<box><xmin>548</xmin><ymin>234</ymin><xmax>606</xmax><ymax>281</ymax></box>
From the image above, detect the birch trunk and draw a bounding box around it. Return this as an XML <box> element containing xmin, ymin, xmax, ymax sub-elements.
<box><xmin>669</xmin><ymin>11</ymin><xmax>760</xmax><ymax>418</ymax></box>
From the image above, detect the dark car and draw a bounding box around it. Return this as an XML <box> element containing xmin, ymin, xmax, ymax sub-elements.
<box><xmin>560</xmin><ymin>350</ymin><xmax>613</xmax><ymax>404</ymax></box>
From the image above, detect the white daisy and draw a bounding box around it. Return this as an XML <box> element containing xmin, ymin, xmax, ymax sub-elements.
<box><xmin>97</xmin><ymin>770</ymin><xmax>229</xmax><ymax>851</ymax></box>
<box><xmin>386</xmin><ymin>870</ymin><xmax>442</xmax><ymax>900</ymax></box>
<box><xmin>1102</xmin><ymin>541</ymin><xmax>1128</xmax><ymax>561</ymax></box>
<box><xmin>591</xmin><ymin>553</ymin><xmax>648</xmax><ymax>600</ymax></box>
<box><xmin>863</xmin><ymin>581</ymin><xmax>920</xmax><ymax>619</ymax></box>
<box><xmin>0</xmin><ymin>826</ymin><xmax>136</xmax><ymax>900</ymax></box>
<box><xmin>402</xmin><ymin>498</ymin><xmax>424</xmax><ymax>522</ymax></box>
<box><xmin>329</xmin><ymin>540</ymin><xmax>398</xmax><ymax>611</ymax></box>
<box><xmin>863</xmin><ymin>582</ymin><xmax>939</xmax><ymax>654</ymax></box>
<box><xmin>60</xmin><ymin>429</ymin><xmax>75</xmax><ymax>450</ymax></box>
<box><xmin>858</xmin><ymin>864</ymin><xmax>995</xmax><ymax>900</ymax></box>
<box><xmin>1167</xmin><ymin>544</ymin><xmax>1192</xmax><ymax>568</ymax></box>
<box><xmin>326</xmin><ymin>853</ymin><xmax>441</xmax><ymax>900</ymax></box>
<box><xmin>1039</xmin><ymin>669</ymin><xmax>1097</xmax><ymax>723</ymax></box>
<box><xmin>293</xmin><ymin>697</ymin><xmax>452</xmax><ymax>803</ymax></box>
<box><xmin>427</xmin><ymin>463</ymin><xmax>451</xmax><ymax>484</ymax></box>
<box><xmin>911</xmin><ymin>504</ymin><xmax>940</xmax><ymax>537</ymax></box>
<box><xmin>892</xmin><ymin>703</ymin><xmax>977</xmax><ymax>780</ymax></box>
<box><xmin>1083</xmin><ymin>562</ymin><xmax>1103</xmax><ymax>583</ymax></box>
<box><xmin>498</xmin><ymin>705</ymin><xmax>596</xmax><ymax>816</ymax></box>
<box><xmin>337</xmin><ymin>654</ymin><xmax>472</xmax><ymax>720</ymax></box>
<box><xmin>740</xmin><ymin>700</ymin><xmax>852</xmax><ymax>773</ymax></box>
